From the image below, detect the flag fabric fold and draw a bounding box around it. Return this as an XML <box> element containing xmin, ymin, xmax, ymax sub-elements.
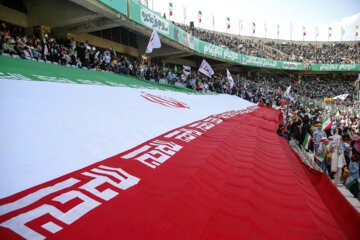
<box><xmin>183</xmin><ymin>65</ymin><xmax>191</xmax><ymax>75</ymax></box>
<box><xmin>146</xmin><ymin>29</ymin><xmax>161</xmax><ymax>54</ymax></box>
<box><xmin>284</xmin><ymin>86</ymin><xmax>293</xmax><ymax>100</ymax></box>
<box><xmin>321</xmin><ymin>116</ymin><xmax>333</xmax><ymax>131</ymax></box>
<box><xmin>226</xmin><ymin>69</ymin><xmax>234</xmax><ymax>88</ymax></box>
<box><xmin>332</xmin><ymin>94</ymin><xmax>349</xmax><ymax>101</ymax></box>
<box><xmin>198</xmin><ymin>59</ymin><xmax>214</xmax><ymax>78</ymax></box>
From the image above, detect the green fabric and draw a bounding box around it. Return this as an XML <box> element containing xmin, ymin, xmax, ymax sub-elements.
<box><xmin>0</xmin><ymin>56</ymin><xmax>198</xmax><ymax>94</ymax></box>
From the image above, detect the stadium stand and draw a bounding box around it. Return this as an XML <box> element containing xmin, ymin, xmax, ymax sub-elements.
<box><xmin>0</xmin><ymin>0</ymin><xmax>359</xmax><ymax>239</ymax></box>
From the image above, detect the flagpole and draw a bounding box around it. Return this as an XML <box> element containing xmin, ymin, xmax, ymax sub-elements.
<box><xmin>315</xmin><ymin>27</ymin><xmax>319</xmax><ymax>59</ymax></box>
<box><xmin>264</xmin><ymin>23</ymin><xmax>266</xmax><ymax>39</ymax></box>
<box><xmin>212</xmin><ymin>15</ymin><xmax>215</xmax><ymax>31</ymax></box>
<box><xmin>239</xmin><ymin>19</ymin><xmax>242</xmax><ymax>36</ymax></box>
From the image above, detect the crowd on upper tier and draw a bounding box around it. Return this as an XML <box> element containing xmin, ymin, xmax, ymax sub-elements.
<box><xmin>264</xmin><ymin>41</ymin><xmax>360</xmax><ymax>64</ymax></box>
<box><xmin>175</xmin><ymin>22</ymin><xmax>360</xmax><ymax>64</ymax></box>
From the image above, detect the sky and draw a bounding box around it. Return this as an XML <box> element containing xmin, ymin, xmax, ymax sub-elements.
<box><xmin>146</xmin><ymin>0</ymin><xmax>360</xmax><ymax>42</ymax></box>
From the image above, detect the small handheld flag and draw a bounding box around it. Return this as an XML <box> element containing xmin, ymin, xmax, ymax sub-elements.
<box><xmin>302</xmin><ymin>133</ymin><xmax>312</xmax><ymax>150</ymax></box>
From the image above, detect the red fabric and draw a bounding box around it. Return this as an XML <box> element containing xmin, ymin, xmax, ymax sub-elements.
<box><xmin>1</xmin><ymin>106</ymin><xmax>359</xmax><ymax>240</ymax></box>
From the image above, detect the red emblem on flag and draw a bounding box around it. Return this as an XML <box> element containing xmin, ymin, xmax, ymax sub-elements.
<box><xmin>141</xmin><ymin>92</ymin><xmax>190</xmax><ymax>109</ymax></box>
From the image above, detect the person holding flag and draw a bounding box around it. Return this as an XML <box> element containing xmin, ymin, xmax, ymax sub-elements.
<box><xmin>315</xmin><ymin>137</ymin><xmax>329</xmax><ymax>174</ymax></box>
<box><xmin>313</xmin><ymin>121</ymin><xmax>327</xmax><ymax>153</ymax></box>
<box><xmin>328</xmin><ymin>128</ymin><xmax>346</xmax><ymax>186</ymax></box>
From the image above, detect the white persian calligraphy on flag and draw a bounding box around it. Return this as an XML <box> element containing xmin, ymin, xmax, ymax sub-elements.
<box><xmin>140</xmin><ymin>91</ymin><xmax>190</xmax><ymax>109</ymax></box>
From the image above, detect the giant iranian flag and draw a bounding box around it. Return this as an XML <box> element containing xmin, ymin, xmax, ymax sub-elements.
<box><xmin>0</xmin><ymin>56</ymin><xmax>359</xmax><ymax>239</ymax></box>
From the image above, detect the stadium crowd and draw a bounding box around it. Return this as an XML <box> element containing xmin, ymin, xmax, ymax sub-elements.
<box><xmin>1</xmin><ymin>23</ymin><xmax>359</xmax><ymax>199</ymax></box>
<box><xmin>175</xmin><ymin>22</ymin><xmax>360</xmax><ymax>64</ymax></box>
<box><xmin>265</xmin><ymin>41</ymin><xmax>360</xmax><ymax>64</ymax></box>
<box><xmin>176</xmin><ymin>23</ymin><xmax>276</xmax><ymax>60</ymax></box>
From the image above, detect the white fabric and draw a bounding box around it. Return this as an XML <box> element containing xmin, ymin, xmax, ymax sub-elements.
<box><xmin>198</xmin><ymin>59</ymin><xmax>214</xmax><ymax>78</ymax></box>
<box><xmin>146</xmin><ymin>29</ymin><xmax>161</xmax><ymax>54</ymax></box>
<box><xmin>226</xmin><ymin>69</ymin><xmax>234</xmax><ymax>88</ymax></box>
<box><xmin>284</xmin><ymin>85</ymin><xmax>293</xmax><ymax>100</ymax></box>
<box><xmin>0</xmin><ymin>79</ymin><xmax>254</xmax><ymax>198</ymax></box>
<box><xmin>332</xmin><ymin>94</ymin><xmax>349</xmax><ymax>101</ymax></box>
